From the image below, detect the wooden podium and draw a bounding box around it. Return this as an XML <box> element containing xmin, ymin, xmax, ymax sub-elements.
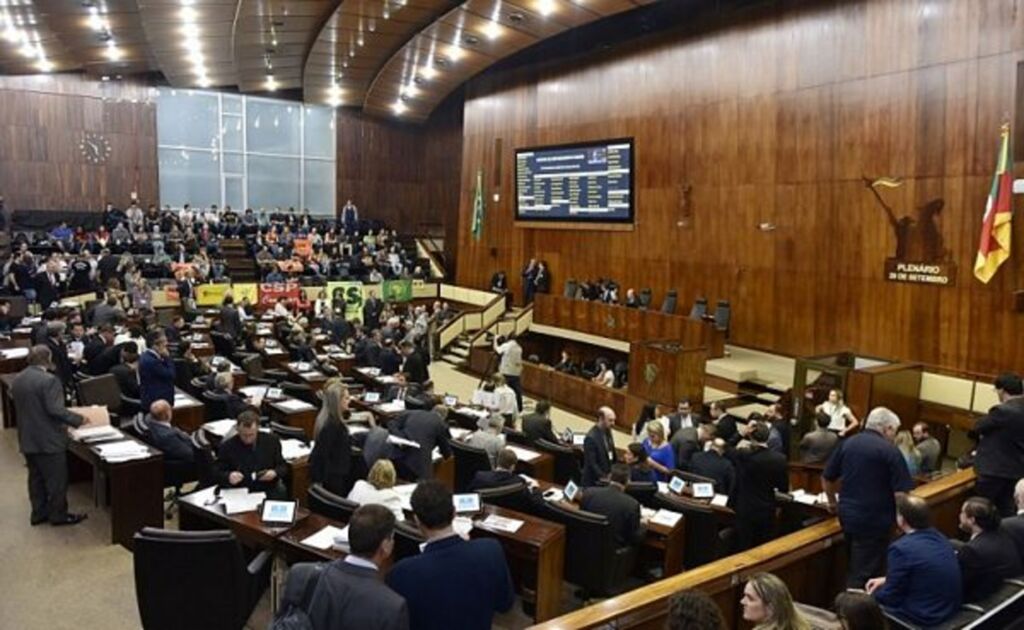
<box><xmin>627</xmin><ymin>340</ymin><xmax>707</xmax><ymax>407</ymax></box>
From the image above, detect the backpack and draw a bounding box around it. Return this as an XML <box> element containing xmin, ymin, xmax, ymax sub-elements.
<box><xmin>269</xmin><ymin>562</ymin><xmax>325</xmax><ymax>630</ymax></box>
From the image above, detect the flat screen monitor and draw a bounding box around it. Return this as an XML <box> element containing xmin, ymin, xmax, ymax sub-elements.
<box><xmin>515</xmin><ymin>138</ymin><xmax>634</xmax><ymax>226</ymax></box>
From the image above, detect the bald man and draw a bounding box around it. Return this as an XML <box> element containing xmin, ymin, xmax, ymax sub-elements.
<box><xmin>583</xmin><ymin>406</ymin><xmax>618</xmax><ymax>486</ymax></box>
<box><xmin>146</xmin><ymin>400</ymin><xmax>196</xmax><ymax>466</ymax></box>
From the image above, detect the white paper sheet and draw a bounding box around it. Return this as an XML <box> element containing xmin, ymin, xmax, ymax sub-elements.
<box><xmin>651</xmin><ymin>509</ymin><xmax>683</xmax><ymax>528</ymax></box>
<box><xmin>506</xmin><ymin>445</ymin><xmax>540</xmax><ymax>462</ymax></box>
<box><xmin>478</xmin><ymin>514</ymin><xmax>524</xmax><ymax>533</ymax></box>
<box><xmin>277</xmin><ymin>399</ymin><xmax>315</xmax><ymax>412</ymax></box>
<box><xmin>301</xmin><ymin>525</ymin><xmax>349</xmax><ymax>551</ymax></box>
<box><xmin>222</xmin><ymin>491</ymin><xmax>266</xmax><ymax>515</ymax></box>
<box><xmin>281</xmin><ymin>439</ymin><xmax>312</xmax><ymax>461</ymax></box>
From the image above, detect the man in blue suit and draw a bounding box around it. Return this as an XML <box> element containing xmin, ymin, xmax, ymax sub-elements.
<box><xmin>867</xmin><ymin>494</ymin><xmax>962</xmax><ymax>626</ymax></box>
<box><xmin>386</xmin><ymin>480</ymin><xmax>515</xmax><ymax>630</ymax></box>
<box><xmin>139</xmin><ymin>333</ymin><xmax>175</xmax><ymax>412</ymax></box>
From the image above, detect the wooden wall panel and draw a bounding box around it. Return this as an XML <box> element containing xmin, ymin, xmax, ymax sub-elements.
<box><xmin>454</xmin><ymin>0</ymin><xmax>1024</xmax><ymax>376</ymax></box>
<box><xmin>0</xmin><ymin>74</ymin><xmax>158</xmax><ymax>212</ymax></box>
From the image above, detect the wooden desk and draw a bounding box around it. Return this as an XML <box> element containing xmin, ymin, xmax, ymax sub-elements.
<box><xmin>67</xmin><ymin>436</ymin><xmax>163</xmax><ymax>550</ymax></box>
<box><xmin>518</xmin><ymin>362</ymin><xmax>648</xmax><ymax>432</ymax></box>
<box><xmin>266</xmin><ymin>399</ymin><xmax>318</xmax><ymax>440</ymax></box>
<box><xmin>1</xmin><ymin>372</ymin><xmax>17</xmax><ymax>428</ymax></box>
<box><xmin>533</xmin><ymin>294</ymin><xmax>725</xmax><ymax>359</ymax></box>
<box><xmin>178</xmin><ymin>489</ymin><xmax>306</xmax><ymax>549</ymax></box>
<box><xmin>0</xmin><ymin>347</ymin><xmax>28</xmax><ymax>374</ymax></box>
<box><xmin>262</xmin><ymin>347</ymin><xmax>289</xmax><ymax>369</ymax></box>
<box><xmin>172</xmin><ymin>389</ymin><xmax>206</xmax><ymax>433</ymax></box>
<box><xmin>283</xmin><ymin>362</ymin><xmax>328</xmax><ymax>392</ymax></box>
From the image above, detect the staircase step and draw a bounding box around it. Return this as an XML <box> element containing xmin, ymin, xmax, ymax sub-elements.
<box><xmin>441</xmin><ymin>354</ymin><xmax>467</xmax><ymax>366</ymax></box>
<box><xmin>449</xmin><ymin>346</ymin><xmax>469</xmax><ymax>357</ymax></box>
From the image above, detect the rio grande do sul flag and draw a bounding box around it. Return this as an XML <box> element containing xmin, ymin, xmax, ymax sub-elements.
<box><xmin>974</xmin><ymin>123</ymin><xmax>1013</xmax><ymax>283</ymax></box>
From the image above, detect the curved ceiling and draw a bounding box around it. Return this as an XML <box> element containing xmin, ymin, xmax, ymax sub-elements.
<box><xmin>1</xmin><ymin>0</ymin><xmax>654</xmax><ymax>123</ymax></box>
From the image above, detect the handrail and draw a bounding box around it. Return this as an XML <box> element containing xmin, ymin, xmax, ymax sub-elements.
<box><xmin>414</xmin><ymin>237</ymin><xmax>446</xmax><ymax>280</ymax></box>
<box><xmin>468</xmin><ymin>303</ymin><xmax>534</xmax><ymax>348</ymax></box>
<box><xmin>529</xmin><ymin>468</ymin><xmax>977</xmax><ymax>629</ymax></box>
<box><xmin>436</xmin><ymin>289</ymin><xmax>507</xmax><ymax>353</ymax></box>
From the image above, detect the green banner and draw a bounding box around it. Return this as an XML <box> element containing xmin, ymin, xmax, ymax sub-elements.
<box><xmin>382</xmin><ymin>279</ymin><xmax>413</xmax><ymax>303</ymax></box>
<box><xmin>327</xmin><ymin>281</ymin><xmax>365</xmax><ymax>322</ymax></box>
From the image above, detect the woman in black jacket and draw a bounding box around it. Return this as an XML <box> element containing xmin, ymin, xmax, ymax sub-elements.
<box><xmin>308</xmin><ymin>380</ymin><xmax>352</xmax><ymax>496</ymax></box>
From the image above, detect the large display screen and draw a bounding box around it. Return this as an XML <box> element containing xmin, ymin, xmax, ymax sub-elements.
<box><xmin>515</xmin><ymin>138</ymin><xmax>633</xmax><ymax>224</ymax></box>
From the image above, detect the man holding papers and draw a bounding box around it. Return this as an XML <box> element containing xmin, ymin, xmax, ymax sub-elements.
<box><xmin>14</xmin><ymin>345</ymin><xmax>88</xmax><ymax>526</ymax></box>
<box><xmin>215</xmin><ymin>411</ymin><xmax>288</xmax><ymax>499</ymax></box>
<box><xmin>306</xmin><ymin>505</ymin><xmax>409</xmax><ymax>630</ymax></box>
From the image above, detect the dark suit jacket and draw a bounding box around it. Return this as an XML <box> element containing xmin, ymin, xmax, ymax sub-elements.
<box><xmin>582</xmin><ymin>424</ymin><xmax>616</xmax><ymax>486</ymax></box>
<box><xmin>1003</xmin><ymin>514</ymin><xmax>1024</xmax><ymax>566</ymax></box>
<box><xmin>379</xmin><ymin>349</ymin><xmax>403</xmax><ymax>375</ymax></box>
<box><xmin>715</xmin><ymin>414</ymin><xmax>741</xmax><ymax>445</ymax></box>
<box><xmin>139</xmin><ymin>349</ymin><xmax>175</xmax><ymax>411</ymax></box>
<box><xmin>215</xmin><ymin>433</ymin><xmax>288</xmax><ymax>494</ymax></box>
<box><xmin>468</xmin><ymin>469</ymin><xmax>521</xmax><ymax>491</ymax></box>
<box><xmin>388</xmin><ymin>410</ymin><xmax>451</xmax><ymax>480</ymax></box>
<box><xmin>110</xmin><ymin>363</ymin><xmax>140</xmax><ymax>399</ymax></box>
<box><xmin>148</xmin><ymin>420</ymin><xmax>196</xmax><ymax>465</ymax></box>
<box><xmin>522</xmin><ymin>412</ymin><xmax>558</xmax><ymax>445</ymax></box>
<box><xmin>33</xmin><ymin>271</ymin><xmax>61</xmax><ymax>308</ymax></box>
<box><xmin>873</xmin><ymin>528</ymin><xmax>962</xmax><ymax>626</ymax></box>
<box><xmin>45</xmin><ymin>337</ymin><xmax>73</xmax><ymax>386</ymax></box>
<box><xmin>362</xmin><ymin>298</ymin><xmax>383</xmax><ymax>329</ymax></box>
<box><xmin>14</xmin><ymin>366</ymin><xmax>83</xmax><ymax>454</ymax></box>
<box><xmin>401</xmin><ymin>350</ymin><xmax>430</xmax><ymax>385</ymax></box>
<box><xmin>309</xmin><ymin>419</ymin><xmax>352</xmax><ymax>496</ymax></box>
<box><xmin>308</xmin><ymin>560</ymin><xmax>409</xmax><ymax>630</ymax></box>
<box><xmin>386</xmin><ymin>536</ymin><xmax>514</xmax><ymax>630</ymax></box>
<box><xmin>688</xmin><ymin>450</ymin><xmax>736</xmax><ymax>494</ymax></box>
<box><xmin>219</xmin><ymin>304</ymin><xmax>242</xmax><ymax>340</ymax></box>
<box><xmin>959</xmin><ymin>529</ymin><xmax>1024</xmax><ymax>602</ymax></box>
<box><xmin>729</xmin><ymin>446</ymin><xmax>788</xmax><ymax>518</ymax></box>
<box><xmin>671</xmin><ymin>426</ymin><xmax>700</xmax><ymax>467</ymax></box>
<box><xmin>799</xmin><ymin>428</ymin><xmax>839</xmax><ymax>464</ymax></box>
<box><xmin>972</xmin><ymin>397</ymin><xmax>1024</xmax><ymax>481</ymax></box>
<box><xmin>580</xmin><ymin>485</ymin><xmax>645</xmax><ymax>546</ymax></box>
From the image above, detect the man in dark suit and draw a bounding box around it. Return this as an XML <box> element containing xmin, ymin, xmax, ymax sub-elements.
<box><xmin>307</xmin><ymin>504</ymin><xmax>409</xmax><ymax>630</ymax></box>
<box><xmin>146</xmin><ymin>400</ymin><xmax>196</xmax><ymax>467</ymax></box>
<box><xmin>219</xmin><ymin>295</ymin><xmax>242</xmax><ymax>340</ymax></box>
<box><xmin>216</xmin><ymin>411</ymin><xmax>288</xmax><ymax>499</ymax></box>
<box><xmin>469</xmin><ymin>448</ymin><xmax>523</xmax><ymax>491</ymax></box>
<box><xmin>666</xmin><ymin>398</ymin><xmax>699</xmax><ymax>438</ymax></box>
<box><xmin>386</xmin><ymin>480</ymin><xmax>514</xmax><ymax>630</ymax></box>
<box><xmin>970</xmin><ymin>373</ymin><xmax>1024</xmax><ymax>516</ymax></box>
<box><xmin>33</xmin><ymin>260</ymin><xmax>62</xmax><ymax>309</ymax></box>
<box><xmin>867</xmin><ymin>495</ymin><xmax>961</xmax><ymax>626</ymax></box>
<box><xmin>14</xmin><ymin>345</ymin><xmax>87</xmax><ymax>526</ymax></box>
<box><xmin>139</xmin><ymin>332</ymin><xmax>175</xmax><ymax>412</ymax></box>
<box><xmin>388</xmin><ymin>405</ymin><xmax>452</xmax><ymax>481</ymax></box>
<box><xmin>709</xmin><ymin>401</ymin><xmax>740</xmax><ymax>446</ymax></box>
<box><xmin>578</xmin><ymin>463</ymin><xmax>646</xmax><ymax>547</ymax></box>
<box><xmin>799</xmin><ymin>412</ymin><xmax>840</xmax><ymax>464</ymax></box>
<box><xmin>383</xmin><ymin>372</ymin><xmax>422</xmax><ymax>404</ymax></box>
<box><xmin>957</xmin><ymin>496</ymin><xmax>1023</xmax><ymax>602</ymax></box>
<box><xmin>824</xmin><ymin>407</ymin><xmax>915</xmax><ymax>588</ymax></box>
<box><xmin>110</xmin><ymin>344</ymin><xmax>141</xmax><ymax>399</ymax></box>
<box><xmin>379</xmin><ymin>339</ymin><xmax>403</xmax><ymax>375</ymax></box>
<box><xmin>582</xmin><ymin>406</ymin><xmax>617</xmax><ymax>486</ymax></box>
<box><xmin>729</xmin><ymin>422</ymin><xmax>789</xmax><ymax>550</ymax></box>
<box><xmin>164</xmin><ymin>315</ymin><xmax>185</xmax><ymax>346</ymax></box>
<box><xmin>688</xmin><ymin>437</ymin><xmax>736</xmax><ymax>494</ymax></box>
<box><xmin>43</xmin><ymin>321</ymin><xmax>74</xmax><ymax>387</ymax></box>
<box><xmin>522</xmin><ymin>400</ymin><xmax>560</xmax><ymax>445</ymax></box>
<box><xmin>1003</xmin><ymin>479</ymin><xmax>1024</xmax><ymax>565</ymax></box>
<box><xmin>363</xmin><ymin>291</ymin><xmax>383</xmax><ymax>330</ymax></box>
<box><xmin>399</xmin><ymin>340</ymin><xmax>429</xmax><ymax>385</ymax></box>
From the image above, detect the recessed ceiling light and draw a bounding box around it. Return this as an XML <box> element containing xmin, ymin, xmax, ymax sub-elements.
<box><xmin>462</xmin><ymin>34</ymin><xmax>480</xmax><ymax>46</ymax></box>
<box><xmin>537</xmin><ymin>0</ymin><xmax>555</xmax><ymax>16</ymax></box>
<box><xmin>420</xmin><ymin>65</ymin><xmax>437</xmax><ymax>80</ymax></box>
<box><xmin>36</xmin><ymin>59</ymin><xmax>54</xmax><ymax>72</ymax></box>
<box><xmin>434</xmin><ymin>56</ymin><xmax>449</xmax><ymax>68</ymax></box>
<box><xmin>508</xmin><ymin>11</ymin><xmax>525</xmax><ymax>23</ymax></box>
<box><xmin>180</xmin><ymin>7</ymin><xmax>197</xmax><ymax>21</ymax></box>
<box><xmin>482</xmin><ymin>21</ymin><xmax>501</xmax><ymax>40</ymax></box>
<box><xmin>392</xmin><ymin>100</ymin><xmax>407</xmax><ymax>115</ymax></box>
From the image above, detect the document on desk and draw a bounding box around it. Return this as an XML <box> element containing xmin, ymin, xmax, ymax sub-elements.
<box><xmin>651</xmin><ymin>509</ymin><xmax>683</xmax><ymax>528</ymax></box>
<box><xmin>222</xmin><ymin>490</ymin><xmax>267</xmax><ymax>515</ymax></box>
<box><xmin>506</xmin><ymin>445</ymin><xmax>540</xmax><ymax>462</ymax></box>
<box><xmin>173</xmin><ymin>393</ymin><xmax>194</xmax><ymax>409</ymax></box>
<box><xmin>202</xmin><ymin>419</ymin><xmax>237</xmax><ymax>438</ymax></box>
<box><xmin>277</xmin><ymin>399</ymin><xmax>315</xmax><ymax>412</ymax></box>
<box><xmin>356</xmin><ymin>367</ymin><xmax>381</xmax><ymax>377</ymax></box>
<box><xmin>478</xmin><ymin>514</ymin><xmax>524</xmax><ymax>533</ymax></box>
<box><xmin>95</xmin><ymin>440</ymin><xmax>151</xmax><ymax>462</ymax></box>
<box><xmin>70</xmin><ymin>424</ymin><xmax>122</xmax><ymax>443</ymax></box>
<box><xmin>454</xmin><ymin>406</ymin><xmax>488</xmax><ymax>420</ymax></box>
<box><xmin>281</xmin><ymin>439</ymin><xmax>312</xmax><ymax>461</ymax></box>
<box><xmin>0</xmin><ymin>347</ymin><xmax>29</xmax><ymax>359</ymax></box>
<box><xmin>572</xmin><ymin>434</ymin><xmax>587</xmax><ymax>446</ymax></box>
<box><xmin>299</xmin><ymin>371</ymin><xmax>323</xmax><ymax>380</ymax></box>
<box><xmin>711</xmin><ymin>494</ymin><xmax>730</xmax><ymax>507</ymax></box>
<box><xmin>377</xmin><ymin>375</ymin><xmax>399</xmax><ymax>385</ymax></box>
<box><xmin>301</xmin><ymin>524</ymin><xmax>349</xmax><ymax>551</ymax></box>
<box><xmin>377</xmin><ymin>400</ymin><xmax>406</xmax><ymax>414</ymax></box>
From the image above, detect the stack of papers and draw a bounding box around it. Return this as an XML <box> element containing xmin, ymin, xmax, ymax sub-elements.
<box><xmin>791</xmin><ymin>489</ymin><xmax>830</xmax><ymax>506</ymax></box>
<box><xmin>357</xmin><ymin>367</ymin><xmax>381</xmax><ymax>377</ymax></box>
<box><xmin>299</xmin><ymin>371</ymin><xmax>323</xmax><ymax>379</ymax></box>
<box><xmin>478</xmin><ymin>514</ymin><xmax>524</xmax><ymax>533</ymax></box>
<box><xmin>277</xmin><ymin>399</ymin><xmax>315</xmax><ymax>412</ymax></box>
<box><xmin>454</xmin><ymin>406</ymin><xmax>488</xmax><ymax>420</ymax></box>
<box><xmin>450</xmin><ymin>427</ymin><xmax>471</xmax><ymax>440</ymax></box>
<box><xmin>0</xmin><ymin>347</ymin><xmax>29</xmax><ymax>360</ymax></box>
<box><xmin>711</xmin><ymin>494</ymin><xmax>730</xmax><ymax>507</ymax></box>
<box><xmin>542</xmin><ymin>488</ymin><xmax>565</xmax><ymax>503</ymax></box>
<box><xmin>506</xmin><ymin>445</ymin><xmax>540</xmax><ymax>462</ymax></box>
<box><xmin>377</xmin><ymin>375</ymin><xmax>399</xmax><ymax>385</ymax></box>
<box><xmin>650</xmin><ymin>509</ymin><xmax>684</xmax><ymax>528</ymax></box>
<box><xmin>70</xmin><ymin>425</ymin><xmax>123</xmax><ymax>443</ymax></box>
<box><xmin>377</xmin><ymin>400</ymin><xmax>406</xmax><ymax>414</ymax></box>
<box><xmin>301</xmin><ymin>524</ymin><xmax>349</xmax><ymax>551</ymax></box>
<box><xmin>202</xmin><ymin>419</ymin><xmax>238</xmax><ymax>437</ymax></box>
<box><xmin>95</xmin><ymin>440</ymin><xmax>152</xmax><ymax>463</ymax></box>
<box><xmin>220</xmin><ymin>489</ymin><xmax>267</xmax><ymax>515</ymax></box>
<box><xmin>281</xmin><ymin>438</ymin><xmax>312</xmax><ymax>461</ymax></box>
<box><xmin>173</xmin><ymin>393</ymin><xmax>194</xmax><ymax>409</ymax></box>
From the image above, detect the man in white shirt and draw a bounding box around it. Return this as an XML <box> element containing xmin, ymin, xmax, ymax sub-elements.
<box><xmin>493</xmin><ymin>334</ymin><xmax>523</xmax><ymax>412</ymax></box>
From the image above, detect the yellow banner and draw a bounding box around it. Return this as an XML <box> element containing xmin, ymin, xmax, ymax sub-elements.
<box><xmin>232</xmin><ymin>283</ymin><xmax>259</xmax><ymax>305</ymax></box>
<box><xmin>196</xmin><ymin>283</ymin><xmax>231</xmax><ymax>306</ymax></box>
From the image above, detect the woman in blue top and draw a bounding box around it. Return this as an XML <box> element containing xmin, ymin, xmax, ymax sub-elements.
<box><xmin>642</xmin><ymin>421</ymin><xmax>676</xmax><ymax>481</ymax></box>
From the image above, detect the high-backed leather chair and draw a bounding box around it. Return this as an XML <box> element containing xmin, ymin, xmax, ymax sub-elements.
<box><xmin>392</xmin><ymin>520</ymin><xmax>426</xmax><ymax>562</ymax></box>
<box><xmin>535</xmin><ymin>438</ymin><xmax>581</xmax><ymax>485</ymax></box>
<box><xmin>689</xmin><ymin>296</ymin><xmax>708</xmax><ymax>320</ymax></box>
<box><xmin>450</xmin><ymin>440</ymin><xmax>492</xmax><ymax>492</ymax></box>
<box><xmin>78</xmin><ymin>373</ymin><xmax>122</xmax><ymax>412</ymax></box>
<box><xmin>655</xmin><ymin>492</ymin><xmax>724</xmax><ymax>568</ymax></box>
<box><xmin>279</xmin><ymin>381</ymin><xmax>317</xmax><ymax>406</ymax></box>
<box><xmin>270</xmin><ymin>421</ymin><xmax>308</xmax><ymax>444</ymax></box>
<box><xmin>132</xmin><ymin>527</ymin><xmax>271</xmax><ymax>630</ymax></box>
<box><xmin>638</xmin><ymin>288</ymin><xmax>653</xmax><ymax>309</ymax></box>
<box><xmin>714</xmin><ymin>300</ymin><xmax>731</xmax><ymax>335</ymax></box>
<box><xmin>542</xmin><ymin>500</ymin><xmax>637</xmax><ymax>599</ymax></box>
<box><xmin>477</xmin><ymin>481</ymin><xmax>536</xmax><ymax>515</ymax></box>
<box><xmin>661</xmin><ymin>289</ymin><xmax>678</xmax><ymax>315</ymax></box>
<box><xmin>306</xmin><ymin>483</ymin><xmax>360</xmax><ymax>522</ymax></box>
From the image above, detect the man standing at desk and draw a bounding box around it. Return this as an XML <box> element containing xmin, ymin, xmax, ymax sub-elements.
<box><xmin>583</xmin><ymin>406</ymin><xmax>618</xmax><ymax>486</ymax></box>
<box><xmin>216</xmin><ymin>411</ymin><xmax>288</xmax><ymax>499</ymax></box>
<box><xmin>399</xmin><ymin>340</ymin><xmax>430</xmax><ymax>385</ymax></box>
<box><xmin>14</xmin><ymin>345</ymin><xmax>87</xmax><ymax>526</ymax></box>
<box><xmin>493</xmin><ymin>334</ymin><xmax>523</xmax><ymax>412</ymax></box>
<box><xmin>139</xmin><ymin>332</ymin><xmax>175</xmax><ymax>412</ymax></box>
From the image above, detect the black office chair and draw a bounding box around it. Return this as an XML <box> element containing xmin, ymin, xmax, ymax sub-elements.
<box><xmin>270</xmin><ymin>421</ymin><xmax>308</xmax><ymax>444</ymax></box>
<box><xmin>78</xmin><ymin>373</ymin><xmax>122</xmax><ymax>413</ymax></box>
<box><xmin>306</xmin><ymin>483</ymin><xmax>360</xmax><ymax>522</ymax></box>
<box><xmin>542</xmin><ymin>500</ymin><xmax>638</xmax><ymax>600</ymax></box>
<box><xmin>209</xmin><ymin>331</ymin><xmax>235</xmax><ymax>360</ymax></box>
<box><xmin>502</xmin><ymin>426</ymin><xmax>531</xmax><ymax>447</ymax></box>
<box><xmin>714</xmin><ymin>300</ymin><xmax>731</xmax><ymax>335</ymax></box>
<box><xmin>638</xmin><ymin>288</ymin><xmax>653</xmax><ymax>309</ymax></box>
<box><xmin>279</xmin><ymin>381</ymin><xmax>318</xmax><ymax>406</ymax></box>
<box><xmin>477</xmin><ymin>482</ymin><xmax>536</xmax><ymax>514</ymax></box>
<box><xmin>624</xmin><ymin>481</ymin><xmax>659</xmax><ymax>508</ymax></box>
<box><xmin>689</xmin><ymin>297</ymin><xmax>708</xmax><ymax>320</ymax></box>
<box><xmin>132</xmin><ymin>527</ymin><xmax>271</xmax><ymax>630</ymax></box>
<box><xmin>654</xmin><ymin>492</ymin><xmax>724</xmax><ymax>568</ymax></box>
<box><xmin>188</xmin><ymin>376</ymin><xmax>208</xmax><ymax>398</ymax></box>
<box><xmin>563</xmin><ymin>279</ymin><xmax>578</xmax><ymax>298</ymax></box>
<box><xmin>535</xmin><ymin>438</ymin><xmax>581</xmax><ymax>485</ymax></box>
<box><xmin>202</xmin><ymin>391</ymin><xmax>230</xmax><ymax>421</ymax></box>
<box><xmin>669</xmin><ymin>469</ymin><xmax>717</xmax><ymax>486</ymax></box>
<box><xmin>661</xmin><ymin>289</ymin><xmax>678</xmax><ymax>315</ymax></box>
<box><xmin>241</xmin><ymin>354</ymin><xmax>280</xmax><ymax>386</ymax></box>
<box><xmin>450</xmin><ymin>440</ymin><xmax>493</xmax><ymax>492</ymax></box>
<box><xmin>392</xmin><ymin>520</ymin><xmax>426</xmax><ymax>562</ymax></box>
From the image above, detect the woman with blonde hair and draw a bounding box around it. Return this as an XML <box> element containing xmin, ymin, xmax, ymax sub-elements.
<box><xmin>740</xmin><ymin>573</ymin><xmax>810</xmax><ymax>630</ymax></box>
<box><xmin>815</xmin><ymin>389</ymin><xmax>859</xmax><ymax>437</ymax></box>
<box><xmin>347</xmin><ymin>459</ymin><xmax>404</xmax><ymax>519</ymax></box>
<box><xmin>894</xmin><ymin>430</ymin><xmax>922</xmax><ymax>476</ymax></box>
<box><xmin>309</xmin><ymin>380</ymin><xmax>352</xmax><ymax>495</ymax></box>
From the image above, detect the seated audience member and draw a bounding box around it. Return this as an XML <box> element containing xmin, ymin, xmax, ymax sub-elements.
<box><xmin>552</xmin><ymin>349</ymin><xmax>576</xmax><ymax>374</ymax></box>
<box><xmin>466</xmin><ymin>414</ymin><xmax>506</xmax><ymax>468</ymax></box>
<box><xmin>957</xmin><ymin>496</ymin><xmax>1024</xmax><ymax>602</ymax></box>
<box><xmin>468</xmin><ymin>448</ymin><xmax>529</xmax><ymax>492</ymax></box>
<box><xmin>799</xmin><ymin>412</ymin><xmax>839</xmax><ymax>464</ymax></box>
<box><xmin>866</xmin><ymin>495</ymin><xmax>961</xmax><ymax>626</ymax></box>
<box><xmin>834</xmin><ymin>592</ymin><xmax>887</xmax><ymax>630</ymax></box>
<box><xmin>386</xmin><ymin>480</ymin><xmax>515</xmax><ymax>630</ymax></box>
<box><xmin>110</xmin><ymin>344</ymin><xmax>141</xmax><ymax>399</ymax></box>
<box><xmin>145</xmin><ymin>400</ymin><xmax>195</xmax><ymax>467</ymax></box>
<box><xmin>591</xmin><ymin>359</ymin><xmax>616</xmax><ymax>387</ymax></box>
<box><xmin>623</xmin><ymin>443</ymin><xmax>657</xmax><ymax>483</ymax></box>
<box><xmin>1003</xmin><ymin>478</ymin><xmax>1024</xmax><ymax>564</ymax></box>
<box><xmin>521</xmin><ymin>400</ymin><xmax>559</xmax><ymax>445</ymax></box>
<box><xmin>347</xmin><ymin>460</ymin><xmax>404</xmax><ymax>520</ymax></box>
<box><xmin>624</xmin><ymin>288</ymin><xmax>640</xmax><ymax>308</ymax></box>
<box><xmin>740</xmin><ymin>573</ymin><xmax>811</xmax><ymax>630</ymax></box>
<box><xmin>642</xmin><ymin>421</ymin><xmax>675</xmax><ymax>480</ymax></box>
<box><xmin>309</xmin><ymin>381</ymin><xmax>352</xmax><ymax>496</ymax></box>
<box><xmin>912</xmin><ymin>422</ymin><xmax>942</xmax><ymax>473</ymax></box>
<box><xmin>894</xmin><ymin>430</ymin><xmax>922</xmax><ymax>476</ymax></box>
<box><xmin>688</xmin><ymin>437</ymin><xmax>736</xmax><ymax>495</ymax></box>
<box><xmin>577</xmin><ymin>463</ymin><xmax>646</xmax><ymax>547</ymax></box>
<box><xmin>306</xmin><ymin>504</ymin><xmax>409</xmax><ymax>630</ymax></box>
<box><xmin>215</xmin><ymin>411</ymin><xmax>288</xmax><ymax>499</ymax></box>
<box><xmin>664</xmin><ymin>590</ymin><xmax>726</xmax><ymax>630</ymax></box>
<box><xmin>210</xmin><ymin>371</ymin><xmax>249</xmax><ymax>418</ymax></box>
